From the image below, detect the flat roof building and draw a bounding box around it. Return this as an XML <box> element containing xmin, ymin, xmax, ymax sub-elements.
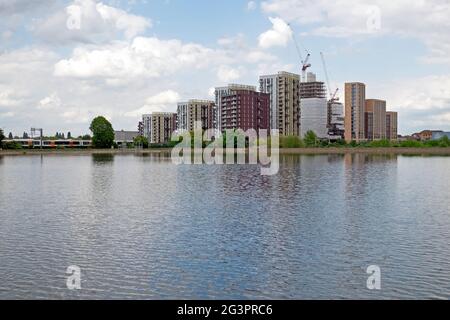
<box><xmin>260</xmin><ymin>71</ymin><xmax>300</xmax><ymax>136</ymax></box>
<box><xmin>345</xmin><ymin>82</ymin><xmax>366</xmax><ymax>142</ymax></box>
<box><xmin>365</xmin><ymin>99</ymin><xmax>387</xmax><ymax>141</ymax></box>
<box><xmin>177</xmin><ymin>99</ymin><xmax>214</xmax><ymax>133</ymax></box>
<box><xmin>386</xmin><ymin>111</ymin><xmax>398</xmax><ymax>141</ymax></box>
<box><xmin>220</xmin><ymin>86</ymin><xmax>270</xmax><ymax>132</ymax></box>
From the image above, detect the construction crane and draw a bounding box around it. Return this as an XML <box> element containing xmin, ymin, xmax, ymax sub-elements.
<box><xmin>289</xmin><ymin>23</ymin><xmax>311</xmax><ymax>82</ymax></box>
<box><xmin>320</xmin><ymin>52</ymin><xmax>339</xmax><ymax>102</ymax></box>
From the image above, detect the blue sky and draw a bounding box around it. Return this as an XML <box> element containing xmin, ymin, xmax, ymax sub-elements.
<box><xmin>1</xmin><ymin>0</ymin><xmax>450</xmax><ymax>136</ymax></box>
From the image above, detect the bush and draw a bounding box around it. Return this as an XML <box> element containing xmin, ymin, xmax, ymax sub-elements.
<box><xmin>303</xmin><ymin>131</ymin><xmax>318</xmax><ymax>147</ymax></box>
<box><xmin>280</xmin><ymin>135</ymin><xmax>304</xmax><ymax>148</ymax></box>
<box><xmin>398</xmin><ymin>140</ymin><xmax>424</xmax><ymax>148</ymax></box>
<box><xmin>438</xmin><ymin>136</ymin><xmax>450</xmax><ymax>147</ymax></box>
<box><xmin>369</xmin><ymin>139</ymin><xmax>391</xmax><ymax>148</ymax></box>
<box><xmin>133</xmin><ymin>136</ymin><xmax>149</xmax><ymax>148</ymax></box>
<box><xmin>2</xmin><ymin>141</ymin><xmax>23</xmax><ymax>149</ymax></box>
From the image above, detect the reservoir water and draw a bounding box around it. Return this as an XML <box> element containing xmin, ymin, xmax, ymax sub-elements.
<box><xmin>0</xmin><ymin>153</ymin><xmax>449</xmax><ymax>299</ymax></box>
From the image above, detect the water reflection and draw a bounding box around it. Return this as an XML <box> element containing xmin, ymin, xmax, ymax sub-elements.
<box><xmin>92</xmin><ymin>153</ymin><xmax>114</xmax><ymax>164</ymax></box>
<box><xmin>0</xmin><ymin>153</ymin><xmax>449</xmax><ymax>299</ymax></box>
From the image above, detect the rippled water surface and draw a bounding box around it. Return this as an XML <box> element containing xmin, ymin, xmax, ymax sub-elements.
<box><xmin>0</xmin><ymin>153</ymin><xmax>449</xmax><ymax>299</ymax></box>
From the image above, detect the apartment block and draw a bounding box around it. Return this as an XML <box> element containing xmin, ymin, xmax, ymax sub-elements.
<box><xmin>328</xmin><ymin>101</ymin><xmax>345</xmax><ymax>139</ymax></box>
<box><xmin>177</xmin><ymin>100</ymin><xmax>214</xmax><ymax>132</ymax></box>
<box><xmin>300</xmin><ymin>98</ymin><xmax>328</xmax><ymax>138</ymax></box>
<box><xmin>386</xmin><ymin>111</ymin><xmax>398</xmax><ymax>141</ymax></box>
<box><xmin>299</xmin><ymin>72</ymin><xmax>328</xmax><ymax>138</ymax></box>
<box><xmin>259</xmin><ymin>71</ymin><xmax>300</xmax><ymax>136</ymax></box>
<box><xmin>365</xmin><ymin>99</ymin><xmax>387</xmax><ymax>141</ymax></box>
<box><xmin>214</xmin><ymin>84</ymin><xmax>256</xmax><ymax>134</ymax></box>
<box><xmin>344</xmin><ymin>82</ymin><xmax>366</xmax><ymax>142</ymax></box>
<box><xmin>220</xmin><ymin>86</ymin><xmax>270</xmax><ymax>132</ymax></box>
<box><xmin>142</xmin><ymin>113</ymin><xmax>177</xmax><ymax>144</ymax></box>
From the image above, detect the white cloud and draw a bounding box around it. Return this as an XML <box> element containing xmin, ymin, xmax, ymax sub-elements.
<box><xmin>373</xmin><ymin>74</ymin><xmax>450</xmax><ymax>133</ymax></box>
<box><xmin>125</xmin><ymin>90</ymin><xmax>180</xmax><ymax>117</ymax></box>
<box><xmin>0</xmin><ymin>90</ymin><xmax>23</xmax><ymax>107</ymax></box>
<box><xmin>33</xmin><ymin>0</ymin><xmax>151</xmax><ymax>44</ymax></box>
<box><xmin>247</xmin><ymin>1</ymin><xmax>257</xmax><ymax>11</ymax></box>
<box><xmin>0</xmin><ymin>0</ymin><xmax>56</xmax><ymax>15</ymax></box>
<box><xmin>37</xmin><ymin>93</ymin><xmax>61</xmax><ymax>110</ymax></box>
<box><xmin>0</xmin><ymin>111</ymin><xmax>14</xmax><ymax>118</ymax></box>
<box><xmin>258</xmin><ymin>17</ymin><xmax>292</xmax><ymax>48</ymax></box>
<box><xmin>217</xmin><ymin>65</ymin><xmax>242</xmax><ymax>83</ymax></box>
<box><xmin>54</xmin><ymin>37</ymin><xmax>221</xmax><ymax>80</ymax></box>
<box><xmin>261</xmin><ymin>0</ymin><xmax>450</xmax><ymax>64</ymax></box>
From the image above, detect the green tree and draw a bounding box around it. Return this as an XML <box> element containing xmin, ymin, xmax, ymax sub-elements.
<box><xmin>134</xmin><ymin>135</ymin><xmax>149</xmax><ymax>148</ymax></box>
<box><xmin>304</xmin><ymin>130</ymin><xmax>318</xmax><ymax>147</ymax></box>
<box><xmin>89</xmin><ymin>116</ymin><xmax>115</xmax><ymax>148</ymax></box>
<box><xmin>0</xmin><ymin>129</ymin><xmax>5</xmax><ymax>146</ymax></box>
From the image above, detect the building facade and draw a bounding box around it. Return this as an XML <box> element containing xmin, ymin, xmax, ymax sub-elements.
<box><xmin>300</xmin><ymin>98</ymin><xmax>328</xmax><ymax>138</ymax></box>
<box><xmin>386</xmin><ymin>111</ymin><xmax>398</xmax><ymax>141</ymax></box>
<box><xmin>299</xmin><ymin>72</ymin><xmax>328</xmax><ymax>139</ymax></box>
<box><xmin>177</xmin><ymin>100</ymin><xmax>214</xmax><ymax>132</ymax></box>
<box><xmin>344</xmin><ymin>82</ymin><xmax>366</xmax><ymax>142</ymax></box>
<box><xmin>220</xmin><ymin>86</ymin><xmax>270</xmax><ymax>132</ymax></box>
<box><xmin>328</xmin><ymin>101</ymin><xmax>345</xmax><ymax>139</ymax></box>
<box><xmin>214</xmin><ymin>85</ymin><xmax>256</xmax><ymax>134</ymax></box>
<box><xmin>114</xmin><ymin>130</ymin><xmax>140</xmax><ymax>147</ymax></box>
<box><xmin>365</xmin><ymin>99</ymin><xmax>387</xmax><ymax>141</ymax></box>
<box><xmin>299</xmin><ymin>72</ymin><xmax>326</xmax><ymax>99</ymax></box>
<box><xmin>142</xmin><ymin>113</ymin><xmax>177</xmax><ymax>144</ymax></box>
<box><xmin>259</xmin><ymin>71</ymin><xmax>300</xmax><ymax>136</ymax></box>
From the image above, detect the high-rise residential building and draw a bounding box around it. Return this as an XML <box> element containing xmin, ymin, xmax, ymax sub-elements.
<box><xmin>259</xmin><ymin>71</ymin><xmax>300</xmax><ymax>136</ymax></box>
<box><xmin>344</xmin><ymin>82</ymin><xmax>366</xmax><ymax>142</ymax></box>
<box><xmin>177</xmin><ymin>100</ymin><xmax>214</xmax><ymax>132</ymax></box>
<box><xmin>299</xmin><ymin>72</ymin><xmax>328</xmax><ymax>138</ymax></box>
<box><xmin>142</xmin><ymin>114</ymin><xmax>152</xmax><ymax>140</ymax></box>
<box><xmin>300</xmin><ymin>98</ymin><xmax>328</xmax><ymax>138</ymax></box>
<box><xmin>365</xmin><ymin>99</ymin><xmax>387</xmax><ymax>141</ymax></box>
<box><xmin>215</xmin><ymin>85</ymin><xmax>256</xmax><ymax>134</ymax></box>
<box><xmin>327</xmin><ymin>101</ymin><xmax>345</xmax><ymax>139</ymax></box>
<box><xmin>220</xmin><ymin>86</ymin><xmax>270</xmax><ymax>132</ymax></box>
<box><xmin>138</xmin><ymin>121</ymin><xmax>144</xmax><ymax>136</ymax></box>
<box><xmin>142</xmin><ymin>113</ymin><xmax>177</xmax><ymax>144</ymax></box>
<box><xmin>386</xmin><ymin>111</ymin><xmax>398</xmax><ymax>141</ymax></box>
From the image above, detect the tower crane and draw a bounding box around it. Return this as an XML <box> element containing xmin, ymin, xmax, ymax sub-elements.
<box><xmin>289</xmin><ymin>23</ymin><xmax>311</xmax><ymax>82</ymax></box>
<box><xmin>320</xmin><ymin>51</ymin><xmax>339</xmax><ymax>102</ymax></box>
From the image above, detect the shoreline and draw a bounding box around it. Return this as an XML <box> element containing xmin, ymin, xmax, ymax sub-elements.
<box><xmin>1</xmin><ymin>147</ymin><xmax>450</xmax><ymax>156</ymax></box>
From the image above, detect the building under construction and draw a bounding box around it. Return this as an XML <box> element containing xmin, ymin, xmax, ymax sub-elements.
<box><xmin>299</xmin><ymin>72</ymin><xmax>326</xmax><ymax>99</ymax></box>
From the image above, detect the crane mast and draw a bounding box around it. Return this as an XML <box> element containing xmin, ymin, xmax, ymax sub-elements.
<box><xmin>320</xmin><ymin>52</ymin><xmax>339</xmax><ymax>102</ymax></box>
<box><xmin>289</xmin><ymin>24</ymin><xmax>311</xmax><ymax>82</ymax></box>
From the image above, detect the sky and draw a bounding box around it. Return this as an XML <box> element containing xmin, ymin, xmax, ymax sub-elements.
<box><xmin>1</xmin><ymin>0</ymin><xmax>450</xmax><ymax>136</ymax></box>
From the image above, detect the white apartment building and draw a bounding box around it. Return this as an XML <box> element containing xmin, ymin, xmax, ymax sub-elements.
<box><xmin>300</xmin><ymin>98</ymin><xmax>329</xmax><ymax>139</ymax></box>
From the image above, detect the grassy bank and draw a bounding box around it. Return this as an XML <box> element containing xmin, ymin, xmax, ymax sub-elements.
<box><xmin>2</xmin><ymin>147</ymin><xmax>450</xmax><ymax>156</ymax></box>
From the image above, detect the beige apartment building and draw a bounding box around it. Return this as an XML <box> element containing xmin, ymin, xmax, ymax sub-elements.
<box><xmin>177</xmin><ymin>100</ymin><xmax>214</xmax><ymax>132</ymax></box>
<box><xmin>386</xmin><ymin>111</ymin><xmax>398</xmax><ymax>140</ymax></box>
<box><xmin>345</xmin><ymin>82</ymin><xmax>366</xmax><ymax>142</ymax></box>
<box><xmin>259</xmin><ymin>71</ymin><xmax>300</xmax><ymax>136</ymax></box>
<box><xmin>143</xmin><ymin>112</ymin><xmax>177</xmax><ymax>144</ymax></box>
<box><xmin>365</xmin><ymin>99</ymin><xmax>387</xmax><ymax>141</ymax></box>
